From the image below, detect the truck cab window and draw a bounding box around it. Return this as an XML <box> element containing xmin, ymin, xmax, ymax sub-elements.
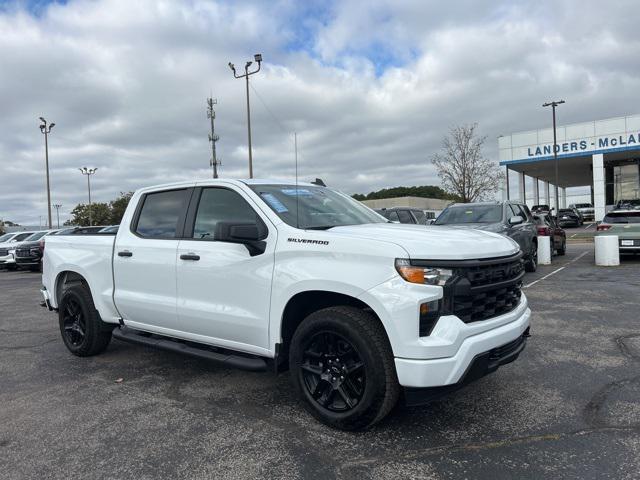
<box><xmin>135</xmin><ymin>189</ymin><xmax>188</xmax><ymax>238</ymax></box>
<box><xmin>193</xmin><ymin>188</ymin><xmax>259</xmax><ymax>240</ymax></box>
<box><xmin>397</xmin><ymin>210</ymin><xmax>413</xmax><ymax>224</ymax></box>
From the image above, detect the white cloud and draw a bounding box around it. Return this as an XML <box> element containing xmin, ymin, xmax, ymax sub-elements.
<box><xmin>0</xmin><ymin>0</ymin><xmax>638</xmax><ymax>225</ymax></box>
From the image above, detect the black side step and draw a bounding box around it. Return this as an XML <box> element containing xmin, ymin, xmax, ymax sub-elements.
<box><xmin>112</xmin><ymin>327</ymin><xmax>267</xmax><ymax>372</ymax></box>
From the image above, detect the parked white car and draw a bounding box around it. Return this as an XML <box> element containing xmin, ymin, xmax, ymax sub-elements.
<box><xmin>42</xmin><ymin>179</ymin><xmax>531</xmax><ymax>429</ymax></box>
<box><xmin>0</xmin><ymin>231</ymin><xmax>38</xmax><ymax>270</ymax></box>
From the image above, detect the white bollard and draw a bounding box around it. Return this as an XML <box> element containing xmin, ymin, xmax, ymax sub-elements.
<box><xmin>537</xmin><ymin>236</ymin><xmax>552</xmax><ymax>265</ymax></box>
<box><xmin>595</xmin><ymin>235</ymin><xmax>619</xmax><ymax>266</ymax></box>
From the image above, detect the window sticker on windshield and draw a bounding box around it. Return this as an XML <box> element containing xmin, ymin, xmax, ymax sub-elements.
<box><xmin>260</xmin><ymin>193</ymin><xmax>289</xmax><ymax>213</ymax></box>
<box><xmin>281</xmin><ymin>188</ymin><xmax>314</xmax><ymax>197</ymax></box>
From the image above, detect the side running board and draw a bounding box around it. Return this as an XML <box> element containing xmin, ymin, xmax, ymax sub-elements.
<box><xmin>112</xmin><ymin>327</ymin><xmax>267</xmax><ymax>372</ymax></box>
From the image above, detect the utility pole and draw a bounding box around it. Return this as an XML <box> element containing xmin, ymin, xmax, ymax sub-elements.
<box><xmin>542</xmin><ymin>100</ymin><xmax>565</xmax><ymax>216</ymax></box>
<box><xmin>228</xmin><ymin>53</ymin><xmax>262</xmax><ymax>178</ymax></box>
<box><xmin>207</xmin><ymin>97</ymin><xmax>220</xmax><ymax>178</ymax></box>
<box><xmin>79</xmin><ymin>167</ymin><xmax>97</xmax><ymax>226</ymax></box>
<box><xmin>53</xmin><ymin>204</ymin><xmax>62</xmax><ymax>228</ymax></box>
<box><xmin>39</xmin><ymin>117</ymin><xmax>55</xmax><ymax>229</ymax></box>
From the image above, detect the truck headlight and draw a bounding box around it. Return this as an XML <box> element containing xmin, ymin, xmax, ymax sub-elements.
<box><xmin>395</xmin><ymin>259</ymin><xmax>453</xmax><ymax>286</ymax></box>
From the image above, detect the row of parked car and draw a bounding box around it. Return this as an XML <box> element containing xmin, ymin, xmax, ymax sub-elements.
<box><xmin>377</xmin><ymin>201</ymin><xmax>569</xmax><ymax>272</ymax></box>
<box><xmin>0</xmin><ymin>225</ymin><xmax>119</xmax><ymax>272</ymax></box>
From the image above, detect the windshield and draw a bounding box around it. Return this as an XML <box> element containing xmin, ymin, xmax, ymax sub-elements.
<box><xmin>603</xmin><ymin>211</ymin><xmax>640</xmax><ymax>224</ymax></box>
<box><xmin>575</xmin><ymin>204</ymin><xmax>592</xmax><ymax>208</ymax></box>
<box><xmin>0</xmin><ymin>234</ymin><xmax>13</xmax><ymax>242</ymax></box>
<box><xmin>435</xmin><ymin>205</ymin><xmax>502</xmax><ymax>224</ymax></box>
<box><xmin>249</xmin><ymin>184</ymin><xmax>386</xmax><ymax>229</ymax></box>
<box><xmin>25</xmin><ymin>231</ymin><xmax>48</xmax><ymax>241</ymax></box>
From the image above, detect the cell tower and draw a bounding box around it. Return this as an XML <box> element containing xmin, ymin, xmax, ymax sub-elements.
<box><xmin>207</xmin><ymin>97</ymin><xmax>221</xmax><ymax>178</ymax></box>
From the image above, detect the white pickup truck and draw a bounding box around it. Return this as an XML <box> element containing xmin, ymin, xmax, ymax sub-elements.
<box><xmin>42</xmin><ymin>179</ymin><xmax>531</xmax><ymax>430</ymax></box>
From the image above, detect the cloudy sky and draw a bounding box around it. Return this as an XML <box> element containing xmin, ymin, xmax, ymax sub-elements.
<box><xmin>1</xmin><ymin>0</ymin><xmax>638</xmax><ymax>225</ymax></box>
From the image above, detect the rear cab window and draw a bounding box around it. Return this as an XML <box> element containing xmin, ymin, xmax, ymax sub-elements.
<box><xmin>134</xmin><ymin>189</ymin><xmax>190</xmax><ymax>238</ymax></box>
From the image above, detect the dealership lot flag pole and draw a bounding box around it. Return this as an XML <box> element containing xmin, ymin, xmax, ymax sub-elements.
<box><xmin>79</xmin><ymin>167</ymin><xmax>97</xmax><ymax>226</ymax></box>
<box><xmin>228</xmin><ymin>54</ymin><xmax>262</xmax><ymax>179</ymax></box>
<box><xmin>542</xmin><ymin>100</ymin><xmax>565</xmax><ymax>215</ymax></box>
<box><xmin>39</xmin><ymin>117</ymin><xmax>55</xmax><ymax>229</ymax></box>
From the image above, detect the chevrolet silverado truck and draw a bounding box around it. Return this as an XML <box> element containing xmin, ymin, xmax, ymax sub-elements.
<box><xmin>42</xmin><ymin>179</ymin><xmax>531</xmax><ymax>430</ymax></box>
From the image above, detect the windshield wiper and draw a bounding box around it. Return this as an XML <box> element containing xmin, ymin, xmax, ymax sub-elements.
<box><xmin>305</xmin><ymin>225</ymin><xmax>337</xmax><ymax>230</ymax></box>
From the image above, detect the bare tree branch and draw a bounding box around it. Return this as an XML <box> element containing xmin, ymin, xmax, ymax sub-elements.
<box><xmin>431</xmin><ymin>123</ymin><xmax>504</xmax><ymax>203</ymax></box>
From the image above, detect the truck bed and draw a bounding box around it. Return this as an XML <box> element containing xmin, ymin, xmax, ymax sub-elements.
<box><xmin>43</xmin><ymin>234</ymin><xmax>119</xmax><ymax>323</ymax></box>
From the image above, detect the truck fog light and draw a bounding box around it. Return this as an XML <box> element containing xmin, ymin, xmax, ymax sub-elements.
<box><xmin>419</xmin><ymin>300</ymin><xmax>441</xmax><ymax>337</ymax></box>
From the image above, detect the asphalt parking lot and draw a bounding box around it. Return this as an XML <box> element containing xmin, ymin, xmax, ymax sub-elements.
<box><xmin>1</xmin><ymin>244</ymin><xmax>639</xmax><ymax>480</ymax></box>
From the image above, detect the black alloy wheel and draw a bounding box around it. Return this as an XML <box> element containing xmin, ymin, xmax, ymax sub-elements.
<box><xmin>62</xmin><ymin>297</ymin><xmax>86</xmax><ymax>347</ymax></box>
<box><xmin>300</xmin><ymin>331</ymin><xmax>365</xmax><ymax>412</ymax></box>
<box><xmin>58</xmin><ymin>284</ymin><xmax>112</xmax><ymax>356</ymax></box>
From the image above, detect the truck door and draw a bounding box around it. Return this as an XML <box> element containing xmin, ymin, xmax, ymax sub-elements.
<box><xmin>113</xmin><ymin>188</ymin><xmax>192</xmax><ymax>331</ymax></box>
<box><xmin>176</xmin><ymin>186</ymin><xmax>276</xmax><ymax>353</ymax></box>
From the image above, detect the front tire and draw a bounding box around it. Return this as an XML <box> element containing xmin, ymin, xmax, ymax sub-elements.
<box><xmin>58</xmin><ymin>284</ymin><xmax>112</xmax><ymax>356</ymax></box>
<box><xmin>557</xmin><ymin>240</ymin><xmax>566</xmax><ymax>256</ymax></box>
<box><xmin>289</xmin><ymin>306</ymin><xmax>399</xmax><ymax>430</ymax></box>
<box><xmin>525</xmin><ymin>243</ymin><xmax>537</xmax><ymax>272</ymax></box>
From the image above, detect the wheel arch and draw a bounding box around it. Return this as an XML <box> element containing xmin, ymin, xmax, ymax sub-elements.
<box><xmin>278</xmin><ymin>290</ymin><xmax>388</xmax><ymax>367</ymax></box>
<box><xmin>55</xmin><ymin>270</ymin><xmax>91</xmax><ymax>306</ymax></box>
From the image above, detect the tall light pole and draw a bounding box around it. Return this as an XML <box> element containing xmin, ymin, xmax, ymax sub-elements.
<box><xmin>229</xmin><ymin>53</ymin><xmax>262</xmax><ymax>178</ymax></box>
<box><xmin>542</xmin><ymin>100</ymin><xmax>565</xmax><ymax>216</ymax></box>
<box><xmin>53</xmin><ymin>204</ymin><xmax>62</xmax><ymax>229</ymax></box>
<box><xmin>79</xmin><ymin>167</ymin><xmax>97</xmax><ymax>226</ymax></box>
<box><xmin>39</xmin><ymin>117</ymin><xmax>55</xmax><ymax>229</ymax></box>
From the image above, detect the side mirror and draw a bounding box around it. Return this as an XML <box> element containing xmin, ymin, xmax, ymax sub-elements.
<box><xmin>508</xmin><ymin>215</ymin><xmax>524</xmax><ymax>226</ymax></box>
<box><xmin>215</xmin><ymin>221</ymin><xmax>267</xmax><ymax>256</ymax></box>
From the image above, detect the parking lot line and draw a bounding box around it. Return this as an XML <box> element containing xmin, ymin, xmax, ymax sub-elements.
<box><xmin>523</xmin><ymin>250</ymin><xmax>591</xmax><ymax>289</ymax></box>
<box><xmin>523</xmin><ymin>267</ymin><xmax>566</xmax><ymax>289</ymax></box>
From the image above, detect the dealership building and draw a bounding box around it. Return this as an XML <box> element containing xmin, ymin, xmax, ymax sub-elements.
<box><xmin>499</xmin><ymin>113</ymin><xmax>640</xmax><ymax>221</ymax></box>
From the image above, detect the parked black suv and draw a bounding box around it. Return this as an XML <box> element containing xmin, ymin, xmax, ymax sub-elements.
<box><xmin>434</xmin><ymin>201</ymin><xmax>538</xmax><ymax>271</ymax></box>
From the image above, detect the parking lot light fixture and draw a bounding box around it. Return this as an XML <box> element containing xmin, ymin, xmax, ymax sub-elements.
<box><xmin>228</xmin><ymin>53</ymin><xmax>263</xmax><ymax>178</ymax></box>
<box><xmin>542</xmin><ymin>100</ymin><xmax>565</xmax><ymax>215</ymax></box>
<box><xmin>39</xmin><ymin>117</ymin><xmax>55</xmax><ymax>229</ymax></box>
<box><xmin>53</xmin><ymin>204</ymin><xmax>62</xmax><ymax>229</ymax></box>
<box><xmin>79</xmin><ymin>167</ymin><xmax>98</xmax><ymax>226</ymax></box>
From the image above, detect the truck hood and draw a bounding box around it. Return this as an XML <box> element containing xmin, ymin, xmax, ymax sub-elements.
<box><xmin>328</xmin><ymin>224</ymin><xmax>519</xmax><ymax>260</ymax></box>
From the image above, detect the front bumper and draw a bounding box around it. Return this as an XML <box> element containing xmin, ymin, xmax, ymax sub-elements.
<box><xmin>394</xmin><ymin>300</ymin><xmax>531</xmax><ymax>388</ymax></box>
<box><xmin>0</xmin><ymin>253</ymin><xmax>15</xmax><ymax>265</ymax></box>
<box><xmin>15</xmin><ymin>255</ymin><xmax>40</xmax><ymax>266</ymax></box>
<box><xmin>404</xmin><ymin>328</ymin><xmax>529</xmax><ymax>406</ymax></box>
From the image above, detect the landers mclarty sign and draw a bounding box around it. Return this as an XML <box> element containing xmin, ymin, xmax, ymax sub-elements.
<box><xmin>527</xmin><ymin>133</ymin><xmax>640</xmax><ymax>158</ymax></box>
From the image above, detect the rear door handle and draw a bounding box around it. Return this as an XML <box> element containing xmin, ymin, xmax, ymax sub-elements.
<box><xmin>118</xmin><ymin>251</ymin><xmax>133</xmax><ymax>257</ymax></box>
<box><xmin>180</xmin><ymin>254</ymin><xmax>200</xmax><ymax>261</ymax></box>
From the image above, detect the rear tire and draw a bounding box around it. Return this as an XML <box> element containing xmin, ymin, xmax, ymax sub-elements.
<box><xmin>289</xmin><ymin>306</ymin><xmax>400</xmax><ymax>430</ymax></box>
<box><xmin>58</xmin><ymin>284</ymin><xmax>112</xmax><ymax>357</ymax></box>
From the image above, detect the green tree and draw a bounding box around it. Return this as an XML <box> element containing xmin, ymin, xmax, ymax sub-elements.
<box><xmin>109</xmin><ymin>192</ymin><xmax>133</xmax><ymax>224</ymax></box>
<box><xmin>352</xmin><ymin>185</ymin><xmax>457</xmax><ymax>201</ymax></box>
<box><xmin>65</xmin><ymin>203</ymin><xmax>112</xmax><ymax>226</ymax></box>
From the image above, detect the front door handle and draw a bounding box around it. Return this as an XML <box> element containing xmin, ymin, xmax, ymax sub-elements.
<box><xmin>118</xmin><ymin>251</ymin><xmax>133</xmax><ymax>257</ymax></box>
<box><xmin>180</xmin><ymin>254</ymin><xmax>200</xmax><ymax>261</ymax></box>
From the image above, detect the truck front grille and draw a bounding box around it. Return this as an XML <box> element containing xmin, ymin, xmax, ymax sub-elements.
<box><xmin>413</xmin><ymin>253</ymin><xmax>524</xmax><ymax>324</ymax></box>
<box><xmin>0</xmin><ymin>248</ymin><xmax>8</xmax><ymax>256</ymax></box>
<box><xmin>15</xmin><ymin>249</ymin><xmax>31</xmax><ymax>257</ymax></box>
